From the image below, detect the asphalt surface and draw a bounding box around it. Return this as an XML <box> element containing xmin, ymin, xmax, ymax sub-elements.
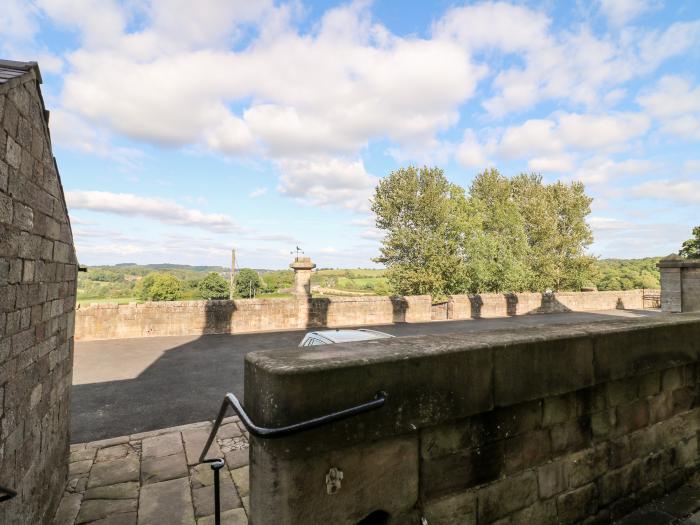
<box><xmin>71</xmin><ymin>309</ymin><xmax>660</xmax><ymax>443</ymax></box>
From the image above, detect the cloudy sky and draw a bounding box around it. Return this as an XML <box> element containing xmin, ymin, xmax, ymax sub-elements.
<box><xmin>2</xmin><ymin>0</ymin><xmax>699</xmax><ymax>268</ymax></box>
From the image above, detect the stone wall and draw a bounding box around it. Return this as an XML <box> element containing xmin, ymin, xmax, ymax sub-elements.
<box><xmin>446</xmin><ymin>290</ymin><xmax>644</xmax><ymax>320</ymax></box>
<box><xmin>0</xmin><ymin>64</ymin><xmax>77</xmax><ymax>524</ymax></box>
<box><xmin>245</xmin><ymin>313</ymin><xmax>700</xmax><ymax>524</ymax></box>
<box><xmin>75</xmin><ymin>290</ymin><xmax>647</xmax><ymax>341</ymax></box>
<box><xmin>659</xmin><ymin>256</ymin><xmax>700</xmax><ymax>313</ymax></box>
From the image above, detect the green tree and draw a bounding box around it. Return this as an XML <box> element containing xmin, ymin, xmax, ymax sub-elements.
<box><xmin>235</xmin><ymin>268</ymin><xmax>262</xmax><ymax>298</ymax></box>
<box><xmin>372</xmin><ymin>166</ymin><xmax>597</xmax><ymax>297</ymax></box>
<box><xmin>680</xmin><ymin>226</ymin><xmax>700</xmax><ymax>258</ymax></box>
<box><xmin>371</xmin><ymin>166</ymin><xmax>475</xmax><ymax>297</ymax></box>
<box><xmin>509</xmin><ymin>174</ymin><xmax>595</xmax><ymax>290</ymax></box>
<box><xmin>261</xmin><ymin>270</ymin><xmax>294</xmax><ymax>292</ymax></box>
<box><xmin>468</xmin><ymin>169</ymin><xmax>531</xmax><ymax>292</ymax></box>
<box><xmin>198</xmin><ymin>272</ymin><xmax>230</xmax><ymax>300</ymax></box>
<box><xmin>137</xmin><ymin>273</ymin><xmax>183</xmax><ymax>301</ymax></box>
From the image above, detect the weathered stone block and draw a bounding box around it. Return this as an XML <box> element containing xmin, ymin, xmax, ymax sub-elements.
<box><xmin>556</xmin><ymin>483</ymin><xmax>598</xmax><ymax>525</ymax></box>
<box><xmin>5</xmin><ymin>136</ymin><xmax>21</xmax><ymax>169</ymax></box>
<box><xmin>505</xmin><ymin>429</ymin><xmax>551</xmax><ymax>473</ymax></box>
<box><xmin>494</xmin><ymin>335</ymin><xmax>594</xmax><ymax>406</ymax></box>
<box><xmin>250</xmin><ymin>435</ymin><xmax>418</xmax><ymax>525</ymax></box>
<box><xmin>423</xmin><ymin>492</ymin><xmax>476</xmax><ymax>525</ymax></box>
<box><xmin>422</xmin><ymin>440</ymin><xmax>504</xmax><ymax>498</ymax></box>
<box><xmin>663</xmin><ymin>367</ymin><xmax>684</xmax><ymax>392</ymax></box>
<box><xmin>0</xmin><ymin>192</ymin><xmax>11</xmax><ymax>224</ymax></box>
<box><xmin>607</xmin><ymin>378</ymin><xmax>638</xmax><ymax>407</ymax></box>
<box><xmin>477</xmin><ymin>470</ymin><xmax>538</xmax><ymax>523</ymax></box>
<box><xmin>597</xmin><ymin>460</ymin><xmax>641</xmax><ymax>506</ymax></box>
<box><xmin>616</xmin><ymin>399</ymin><xmax>649</xmax><ymax>434</ymax></box>
<box><xmin>551</xmin><ymin>418</ymin><xmax>591</xmax><ymax>456</ymax></box>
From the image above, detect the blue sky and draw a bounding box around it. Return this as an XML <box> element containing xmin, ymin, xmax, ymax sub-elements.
<box><xmin>2</xmin><ymin>0</ymin><xmax>699</xmax><ymax>269</ymax></box>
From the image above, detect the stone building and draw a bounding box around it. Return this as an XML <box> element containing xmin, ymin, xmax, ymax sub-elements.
<box><xmin>0</xmin><ymin>60</ymin><xmax>77</xmax><ymax>524</ymax></box>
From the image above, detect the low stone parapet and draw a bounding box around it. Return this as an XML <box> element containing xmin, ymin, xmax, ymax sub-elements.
<box><xmin>75</xmin><ymin>290</ymin><xmax>652</xmax><ymax>341</ymax></box>
<box><xmin>245</xmin><ymin>313</ymin><xmax>700</xmax><ymax>524</ymax></box>
<box><xmin>447</xmin><ymin>289</ymin><xmax>645</xmax><ymax>320</ymax></box>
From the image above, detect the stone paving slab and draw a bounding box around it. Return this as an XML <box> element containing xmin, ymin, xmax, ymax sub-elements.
<box><xmin>52</xmin><ymin>416</ymin><xmax>249</xmax><ymax>525</ymax></box>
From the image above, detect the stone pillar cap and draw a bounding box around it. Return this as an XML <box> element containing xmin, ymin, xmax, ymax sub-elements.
<box><xmin>290</xmin><ymin>257</ymin><xmax>316</xmax><ymax>270</ymax></box>
<box><xmin>658</xmin><ymin>254</ymin><xmax>700</xmax><ymax>268</ymax></box>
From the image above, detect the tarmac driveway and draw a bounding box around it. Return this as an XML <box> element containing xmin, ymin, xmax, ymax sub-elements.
<box><xmin>71</xmin><ymin>308</ymin><xmax>660</xmax><ymax>442</ymax></box>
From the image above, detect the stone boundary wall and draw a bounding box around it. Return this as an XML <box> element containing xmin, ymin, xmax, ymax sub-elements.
<box><xmin>447</xmin><ymin>289</ymin><xmax>645</xmax><ymax>320</ymax></box>
<box><xmin>245</xmin><ymin>313</ymin><xmax>700</xmax><ymax>524</ymax></box>
<box><xmin>75</xmin><ymin>290</ymin><xmax>648</xmax><ymax>341</ymax></box>
<box><xmin>0</xmin><ymin>65</ymin><xmax>77</xmax><ymax>524</ymax></box>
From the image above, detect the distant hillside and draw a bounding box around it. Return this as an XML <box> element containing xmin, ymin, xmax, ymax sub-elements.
<box><xmin>76</xmin><ymin>259</ymin><xmax>661</xmax><ymax>304</ymax></box>
<box><xmin>595</xmin><ymin>257</ymin><xmax>661</xmax><ymax>290</ymax></box>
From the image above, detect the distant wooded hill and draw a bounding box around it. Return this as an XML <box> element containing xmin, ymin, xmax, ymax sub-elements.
<box><xmin>76</xmin><ymin>259</ymin><xmax>660</xmax><ymax>304</ymax></box>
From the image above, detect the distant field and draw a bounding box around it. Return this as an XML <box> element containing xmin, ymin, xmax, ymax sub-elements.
<box><xmin>77</xmin><ymin>297</ymin><xmax>140</xmax><ymax>306</ymax></box>
<box><xmin>76</xmin><ymin>259</ymin><xmax>661</xmax><ymax>303</ymax></box>
<box><xmin>312</xmin><ymin>269</ymin><xmax>390</xmax><ymax>295</ymax></box>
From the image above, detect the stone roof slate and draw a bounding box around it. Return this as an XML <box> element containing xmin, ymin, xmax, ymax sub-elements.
<box><xmin>0</xmin><ymin>59</ymin><xmax>41</xmax><ymax>84</ymax></box>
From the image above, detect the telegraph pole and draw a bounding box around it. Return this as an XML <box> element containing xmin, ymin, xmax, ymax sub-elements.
<box><xmin>230</xmin><ymin>249</ymin><xmax>236</xmax><ymax>300</ymax></box>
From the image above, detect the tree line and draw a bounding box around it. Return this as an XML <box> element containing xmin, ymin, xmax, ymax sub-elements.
<box><xmin>135</xmin><ymin>269</ymin><xmax>265</xmax><ymax>301</ymax></box>
<box><xmin>372</xmin><ymin>166</ymin><xmax>596</xmax><ymax>297</ymax></box>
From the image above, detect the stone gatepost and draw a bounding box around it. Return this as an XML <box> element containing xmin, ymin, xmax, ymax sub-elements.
<box><xmin>290</xmin><ymin>256</ymin><xmax>316</xmax><ymax>297</ymax></box>
<box><xmin>658</xmin><ymin>254</ymin><xmax>700</xmax><ymax>312</ymax></box>
<box><xmin>290</xmin><ymin>256</ymin><xmax>316</xmax><ymax>329</ymax></box>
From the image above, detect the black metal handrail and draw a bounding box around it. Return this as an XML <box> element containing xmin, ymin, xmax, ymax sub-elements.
<box><xmin>0</xmin><ymin>484</ymin><xmax>17</xmax><ymax>503</ymax></box>
<box><xmin>199</xmin><ymin>390</ymin><xmax>387</xmax><ymax>463</ymax></box>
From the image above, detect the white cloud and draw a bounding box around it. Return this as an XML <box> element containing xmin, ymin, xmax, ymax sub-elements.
<box><xmin>588</xmin><ymin>216</ymin><xmax>636</xmax><ymax>231</ymax></box>
<box><xmin>276</xmin><ymin>156</ymin><xmax>377</xmax><ymax>212</ymax></box>
<box><xmin>637</xmin><ymin>20</ymin><xmax>700</xmax><ymax>70</ymax></box>
<box><xmin>0</xmin><ymin>0</ymin><xmax>40</xmax><ymax>41</ymax></box>
<box><xmin>632</xmin><ymin>179</ymin><xmax>700</xmax><ymax>205</ymax></box>
<box><xmin>50</xmin><ymin>110</ymin><xmax>145</xmax><ymax>169</ymax></box>
<box><xmin>435</xmin><ymin>3</ymin><xmax>700</xmax><ymax>116</ymax></box>
<box><xmin>637</xmin><ymin>76</ymin><xmax>700</xmax><ymax>140</ymax></box>
<box><xmin>589</xmin><ymin>218</ymin><xmax>692</xmax><ymax>258</ymax></box>
<box><xmin>248</xmin><ymin>187</ymin><xmax>268</xmax><ymax>198</ymax></box>
<box><xmin>495</xmin><ymin>112</ymin><xmax>649</xmax><ymax>165</ymax></box>
<box><xmin>557</xmin><ymin>112</ymin><xmax>650</xmax><ymax>150</ymax></box>
<box><xmin>684</xmin><ymin>160</ymin><xmax>700</xmax><ymax>174</ymax></box>
<box><xmin>455</xmin><ymin>129</ymin><xmax>490</xmax><ymax>168</ymax></box>
<box><xmin>359</xmin><ymin>228</ymin><xmax>383</xmax><ymax>241</ymax></box>
<box><xmin>66</xmin><ymin>190</ymin><xmax>242</xmax><ymax>233</ymax></box>
<box><xmin>37</xmin><ymin>0</ymin><xmax>128</xmax><ymax>48</ymax></box>
<box><xmin>598</xmin><ymin>0</ymin><xmax>654</xmax><ymax>26</ymax></box>
<box><xmin>499</xmin><ymin>119</ymin><xmax>562</xmax><ymax>159</ymax></box>
<box><xmin>46</xmin><ymin>2</ymin><xmax>486</xmax><ymax>214</ymax></box>
<box><xmin>434</xmin><ymin>2</ymin><xmax>550</xmax><ymax>54</ymax></box>
<box><xmin>55</xmin><ymin>2</ymin><xmax>481</xmax><ymax>155</ymax></box>
<box><xmin>528</xmin><ymin>155</ymin><xmax>573</xmax><ymax>173</ymax></box>
<box><xmin>573</xmin><ymin>157</ymin><xmax>655</xmax><ymax>184</ymax></box>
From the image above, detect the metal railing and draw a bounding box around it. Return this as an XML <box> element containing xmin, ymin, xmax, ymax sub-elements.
<box><xmin>199</xmin><ymin>390</ymin><xmax>387</xmax><ymax>525</ymax></box>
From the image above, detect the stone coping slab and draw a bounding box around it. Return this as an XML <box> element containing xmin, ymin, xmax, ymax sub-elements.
<box><xmin>52</xmin><ymin>418</ymin><xmax>250</xmax><ymax>525</ymax></box>
<box><xmin>244</xmin><ymin>313</ymin><xmax>700</xmax><ymax>456</ymax></box>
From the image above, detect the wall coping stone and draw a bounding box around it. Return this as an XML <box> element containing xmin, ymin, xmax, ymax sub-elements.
<box><xmin>244</xmin><ymin>312</ymin><xmax>700</xmax><ymax>458</ymax></box>
<box><xmin>658</xmin><ymin>255</ymin><xmax>700</xmax><ymax>268</ymax></box>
